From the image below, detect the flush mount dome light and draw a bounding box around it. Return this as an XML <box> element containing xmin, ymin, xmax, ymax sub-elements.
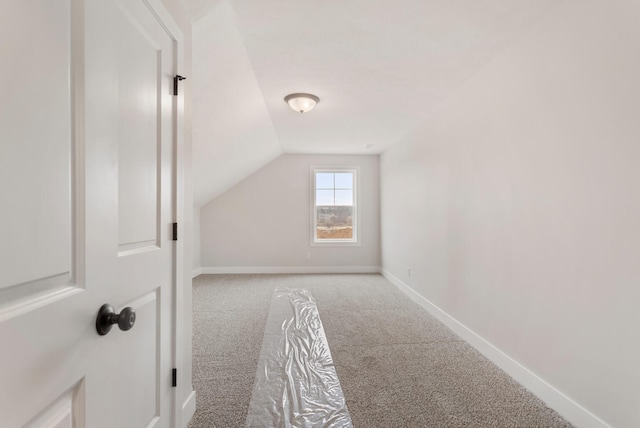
<box><xmin>284</xmin><ymin>93</ymin><xmax>320</xmax><ymax>114</ymax></box>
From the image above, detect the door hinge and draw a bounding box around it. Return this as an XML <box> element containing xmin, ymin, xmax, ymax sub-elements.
<box><xmin>172</xmin><ymin>368</ymin><xmax>177</xmax><ymax>387</ymax></box>
<box><xmin>172</xmin><ymin>223</ymin><xmax>178</xmax><ymax>241</ymax></box>
<box><xmin>173</xmin><ymin>75</ymin><xmax>186</xmax><ymax>96</ymax></box>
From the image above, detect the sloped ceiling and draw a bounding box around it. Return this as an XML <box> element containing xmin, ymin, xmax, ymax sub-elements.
<box><xmin>188</xmin><ymin>0</ymin><xmax>561</xmax><ymax>206</ymax></box>
<box><xmin>192</xmin><ymin>2</ymin><xmax>282</xmax><ymax>207</ymax></box>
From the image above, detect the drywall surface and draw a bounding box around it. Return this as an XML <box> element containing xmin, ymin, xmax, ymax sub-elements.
<box><xmin>380</xmin><ymin>1</ymin><xmax>640</xmax><ymax>427</ymax></box>
<box><xmin>192</xmin><ymin>1</ymin><xmax>282</xmax><ymax>207</ymax></box>
<box><xmin>200</xmin><ymin>154</ymin><xmax>380</xmax><ymax>270</ymax></box>
<box><xmin>193</xmin><ymin>207</ymin><xmax>201</xmax><ymax>272</ymax></box>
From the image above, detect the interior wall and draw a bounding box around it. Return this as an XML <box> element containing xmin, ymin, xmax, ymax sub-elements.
<box><xmin>380</xmin><ymin>1</ymin><xmax>640</xmax><ymax>427</ymax></box>
<box><xmin>200</xmin><ymin>154</ymin><xmax>380</xmax><ymax>271</ymax></box>
<box><xmin>193</xmin><ymin>207</ymin><xmax>201</xmax><ymax>273</ymax></box>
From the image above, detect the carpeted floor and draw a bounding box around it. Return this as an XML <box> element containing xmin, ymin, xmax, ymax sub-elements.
<box><xmin>188</xmin><ymin>274</ymin><xmax>572</xmax><ymax>428</ymax></box>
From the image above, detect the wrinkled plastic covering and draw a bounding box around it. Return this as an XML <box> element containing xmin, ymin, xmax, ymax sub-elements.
<box><xmin>246</xmin><ymin>288</ymin><xmax>353</xmax><ymax>428</ymax></box>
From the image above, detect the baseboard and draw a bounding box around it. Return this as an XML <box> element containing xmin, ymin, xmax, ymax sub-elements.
<box><xmin>192</xmin><ymin>267</ymin><xmax>203</xmax><ymax>278</ymax></box>
<box><xmin>181</xmin><ymin>390</ymin><xmax>196</xmax><ymax>428</ymax></box>
<box><xmin>381</xmin><ymin>268</ymin><xmax>611</xmax><ymax>428</ymax></box>
<box><xmin>200</xmin><ymin>266</ymin><xmax>381</xmax><ymax>274</ymax></box>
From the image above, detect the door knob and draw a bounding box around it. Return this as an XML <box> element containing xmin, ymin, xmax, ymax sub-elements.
<box><xmin>96</xmin><ymin>304</ymin><xmax>136</xmax><ymax>335</ymax></box>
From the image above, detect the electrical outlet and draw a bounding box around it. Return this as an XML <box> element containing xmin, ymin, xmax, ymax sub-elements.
<box><xmin>306</xmin><ymin>252</ymin><xmax>312</xmax><ymax>259</ymax></box>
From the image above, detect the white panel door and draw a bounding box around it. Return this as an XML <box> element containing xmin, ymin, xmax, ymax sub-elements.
<box><xmin>0</xmin><ymin>0</ymin><xmax>178</xmax><ymax>426</ymax></box>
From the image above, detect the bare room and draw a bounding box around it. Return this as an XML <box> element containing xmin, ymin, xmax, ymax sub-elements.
<box><xmin>1</xmin><ymin>1</ymin><xmax>639</xmax><ymax>427</ymax></box>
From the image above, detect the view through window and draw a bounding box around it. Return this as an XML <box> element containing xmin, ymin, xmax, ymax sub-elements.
<box><xmin>314</xmin><ymin>170</ymin><xmax>356</xmax><ymax>242</ymax></box>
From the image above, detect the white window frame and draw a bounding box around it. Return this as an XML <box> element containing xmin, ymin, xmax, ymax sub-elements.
<box><xmin>310</xmin><ymin>166</ymin><xmax>360</xmax><ymax>246</ymax></box>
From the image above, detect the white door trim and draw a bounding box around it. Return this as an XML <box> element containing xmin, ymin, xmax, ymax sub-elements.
<box><xmin>140</xmin><ymin>1</ymin><xmax>191</xmax><ymax>426</ymax></box>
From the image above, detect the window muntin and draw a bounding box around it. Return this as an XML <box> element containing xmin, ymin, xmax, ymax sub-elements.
<box><xmin>312</xmin><ymin>169</ymin><xmax>357</xmax><ymax>244</ymax></box>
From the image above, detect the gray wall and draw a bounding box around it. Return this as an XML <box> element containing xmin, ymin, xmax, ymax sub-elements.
<box><xmin>199</xmin><ymin>154</ymin><xmax>380</xmax><ymax>271</ymax></box>
<box><xmin>380</xmin><ymin>1</ymin><xmax>640</xmax><ymax>427</ymax></box>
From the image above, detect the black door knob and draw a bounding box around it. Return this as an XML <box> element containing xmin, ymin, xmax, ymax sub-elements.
<box><xmin>96</xmin><ymin>304</ymin><xmax>136</xmax><ymax>335</ymax></box>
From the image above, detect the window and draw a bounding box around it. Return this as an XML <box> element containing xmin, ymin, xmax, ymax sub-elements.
<box><xmin>311</xmin><ymin>167</ymin><xmax>358</xmax><ymax>244</ymax></box>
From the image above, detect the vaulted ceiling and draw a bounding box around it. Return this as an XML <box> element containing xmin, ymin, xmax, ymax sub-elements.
<box><xmin>184</xmin><ymin>0</ymin><xmax>560</xmax><ymax>206</ymax></box>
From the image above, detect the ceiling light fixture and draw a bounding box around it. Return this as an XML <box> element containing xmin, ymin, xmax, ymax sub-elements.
<box><xmin>284</xmin><ymin>93</ymin><xmax>320</xmax><ymax>114</ymax></box>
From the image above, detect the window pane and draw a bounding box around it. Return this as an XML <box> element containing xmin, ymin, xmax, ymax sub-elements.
<box><xmin>334</xmin><ymin>173</ymin><xmax>353</xmax><ymax>189</ymax></box>
<box><xmin>335</xmin><ymin>190</ymin><xmax>353</xmax><ymax>206</ymax></box>
<box><xmin>315</xmin><ymin>173</ymin><xmax>334</xmax><ymax>189</ymax></box>
<box><xmin>316</xmin><ymin>206</ymin><xmax>353</xmax><ymax>240</ymax></box>
<box><xmin>316</xmin><ymin>189</ymin><xmax>334</xmax><ymax>206</ymax></box>
<box><xmin>312</xmin><ymin>168</ymin><xmax>356</xmax><ymax>243</ymax></box>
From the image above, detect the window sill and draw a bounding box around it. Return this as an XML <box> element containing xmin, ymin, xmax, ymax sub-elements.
<box><xmin>311</xmin><ymin>239</ymin><xmax>361</xmax><ymax>247</ymax></box>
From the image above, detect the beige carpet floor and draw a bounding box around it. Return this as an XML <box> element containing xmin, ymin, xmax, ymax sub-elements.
<box><xmin>188</xmin><ymin>274</ymin><xmax>572</xmax><ymax>428</ymax></box>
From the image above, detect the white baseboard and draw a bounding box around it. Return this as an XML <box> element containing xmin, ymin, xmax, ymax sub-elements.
<box><xmin>191</xmin><ymin>267</ymin><xmax>203</xmax><ymax>278</ymax></box>
<box><xmin>181</xmin><ymin>390</ymin><xmax>196</xmax><ymax>428</ymax></box>
<box><xmin>200</xmin><ymin>265</ymin><xmax>381</xmax><ymax>274</ymax></box>
<box><xmin>381</xmin><ymin>268</ymin><xmax>610</xmax><ymax>428</ymax></box>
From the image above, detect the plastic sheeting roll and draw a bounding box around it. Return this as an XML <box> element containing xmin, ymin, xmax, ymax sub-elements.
<box><xmin>246</xmin><ymin>288</ymin><xmax>353</xmax><ymax>428</ymax></box>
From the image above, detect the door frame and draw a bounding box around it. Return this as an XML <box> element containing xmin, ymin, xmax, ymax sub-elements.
<box><xmin>140</xmin><ymin>1</ymin><xmax>190</xmax><ymax>426</ymax></box>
